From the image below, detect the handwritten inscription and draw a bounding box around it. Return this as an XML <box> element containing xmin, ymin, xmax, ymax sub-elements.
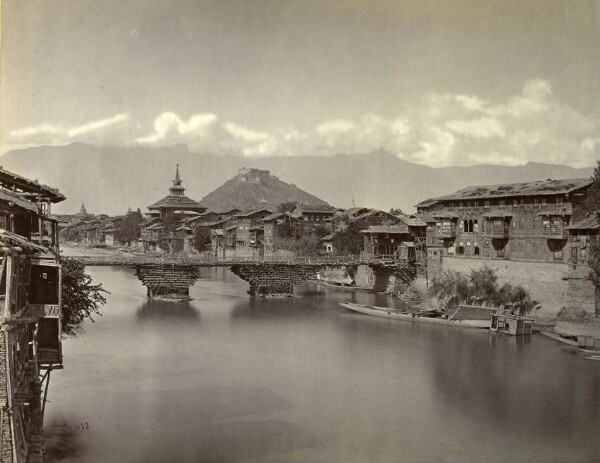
<box><xmin>52</xmin><ymin>421</ymin><xmax>90</xmax><ymax>431</ymax></box>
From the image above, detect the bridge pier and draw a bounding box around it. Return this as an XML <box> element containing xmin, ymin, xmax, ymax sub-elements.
<box><xmin>230</xmin><ymin>264</ymin><xmax>319</xmax><ymax>297</ymax></box>
<box><xmin>135</xmin><ymin>264</ymin><xmax>200</xmax><ymax>301</ymax></box>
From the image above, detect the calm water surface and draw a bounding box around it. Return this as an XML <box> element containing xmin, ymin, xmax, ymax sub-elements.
<box><xmin>44</xmin><ymin>267</ymin><xmax>600</xmax><ymax>463</ymax></box>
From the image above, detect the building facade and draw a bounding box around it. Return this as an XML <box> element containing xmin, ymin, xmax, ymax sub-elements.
<box><xmin>0</xmin><ymin>168</ymin><xmax>65</xmax><ymax>462</ymax></box>
<box><xmin>416</xmin><ymin>178</ymin><xmax>594</xmax><ymax>264</ymax></box>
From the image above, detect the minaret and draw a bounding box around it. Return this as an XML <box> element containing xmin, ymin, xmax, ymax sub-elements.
<box><xmin>80</xmin><ymin>202</ymin><xmax>87</xmax><ymax>214</ymax></box>
<box><xmin>169</xmin><ymin>164</ymin><xmax>185</xmax><ymax>196</ymax></box>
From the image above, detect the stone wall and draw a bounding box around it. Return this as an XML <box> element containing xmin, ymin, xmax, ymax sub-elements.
<box><xmin>438</xmin><ymin>256</ymin><xmax>595</xmax><ymax>320</ymax></box>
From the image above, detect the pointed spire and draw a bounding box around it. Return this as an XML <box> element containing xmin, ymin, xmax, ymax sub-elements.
<box><xmin>174</xmin><ymin>164</ymin><xmax>181</xmax><ymax>186</ymax></box>
<box><xmin>80</xmin><ymin>201</ymin><xmax>87</xmax><ymax>214</ymax></box>
<box><xmin>169</xmin><ymin>164</ymin><xmax>185</xmax><ymax>195</ymax></box>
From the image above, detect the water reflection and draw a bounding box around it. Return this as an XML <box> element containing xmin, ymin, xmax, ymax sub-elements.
<box><xmin>45</xmin><ymin>268</ymin><xmax>600</xmax><ymax>463</ymax></box>
<box><xmin>136</xmin><ymin>300</ymin><xmax>199</xmax><ymax>321</ymax></box>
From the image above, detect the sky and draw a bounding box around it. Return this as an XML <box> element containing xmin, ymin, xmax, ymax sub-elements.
<box><xmin>1</xmin><ymin>0</ymin><xmax>599</xmax><ymax>167</ymax></box>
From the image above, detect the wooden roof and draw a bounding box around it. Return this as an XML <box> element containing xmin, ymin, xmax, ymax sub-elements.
<box><xmin>0</xmin><ymin>167</ymin><xmax>65</xmax><ymax>203</ymax></box>
<box><xmin>147</xmin><ymin>194</ymin><xmax>207</xmax><ymax>212</ymax></box>
<box><xmin>416</xmin><ymin>177</ymin><xmax>593</xmax><ymax>207</ymax></box>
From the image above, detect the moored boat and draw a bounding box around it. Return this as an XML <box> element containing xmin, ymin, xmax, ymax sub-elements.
<box><xmin>339</xmin><ymin>302</ymin><xmax>491</xmax><ymax>329</ymax></box>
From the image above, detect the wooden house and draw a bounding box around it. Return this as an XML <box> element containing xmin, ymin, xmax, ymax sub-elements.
<box><xmin>416</xmin><ymin>178</ymin><xmax>595</xmax><ymax>263</ymax></box>
<box><xmin>0</xmin><ymin>168</ymin><xmax>65</xmax><ymax>461</ymax></box>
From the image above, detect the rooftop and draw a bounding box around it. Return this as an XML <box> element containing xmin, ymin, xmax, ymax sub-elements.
<box><xmin>566</xmin><ymin>215</ymin><xmax>599</xmax><ymax>231</ymax></box>
<box><xmin>416</xmin><ymin>177</ymin><xmax>593</xmax><ymax>207</ymax></box>
<box><xmin>361</xmin><ymin>225</ymin><xmax>410</xmax><ymax>234</ymax></box>
<box><xmin>0</xmin><ymin>167</ymin><xmax>65</xmax><ymax>203</ymax></box>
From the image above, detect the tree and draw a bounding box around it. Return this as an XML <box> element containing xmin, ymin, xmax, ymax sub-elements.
<box><xmin>332</xmin><ymin>219</ymin><xmax>364</xmax><ymax>255</ymax></box>
<box><xmin>60</xmin><ymin>257</ymin><xmax>108</xmax><ymax>337</ymax></box>
<box><xmin>115</xmin><ymin>208</ymin><xmax>143</xmax><ymax>245</ymax></box>
<box><xmin>278</xmin><ymin>201</ymin><xmax>298</xmax><ymax>213</ymax></box>
<box><xmin>430</xmin><ymin>266</ymin><xmax>539</xmax><ymax>316</ymax></box>
<box><xmin>292</xmin><ymin>235</ymin><xmax>322</xmax><ymax>256</ymax></box>
<box><xmin>588</xmin><ymin>159</ymin><xmax>600</xmax><ymax>316</ymax></box>
<box><xmin>193</xmin><ymin>226</ymin><xmax>212</xmax><ymax>252</ymax></box>
<box><xmin>389</xmin><ymin>208</ymin><xmax>403</xmax><ymax>215</ymax></box>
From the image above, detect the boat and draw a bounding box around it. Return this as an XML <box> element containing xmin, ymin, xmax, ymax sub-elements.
<box><xmin>339</xmin><ymin>302</ymin><xmax>491</xmax><ymax>329</ymax></box>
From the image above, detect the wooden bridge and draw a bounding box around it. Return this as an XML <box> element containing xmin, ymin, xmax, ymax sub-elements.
<box><xmin>69</xmin><ymin>253</ymin><xmax>417</xmax><ymax>298</ymax></box>
<box><xmin>69</xmin><ymin>254</ymin><xmax>404</xmax><ymax>267</ymax></box>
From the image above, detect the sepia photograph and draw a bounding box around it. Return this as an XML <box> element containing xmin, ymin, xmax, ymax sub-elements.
<box><xmin>0</xmin><ymin>0</ymin><xmax>599</xmax><ymax>462</ymax></box>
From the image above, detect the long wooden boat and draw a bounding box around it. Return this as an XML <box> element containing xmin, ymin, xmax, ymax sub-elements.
<box><xmin>339</xmin><ymin>302</ymin><xmax>490</xmax><ymax>329</ymax></box>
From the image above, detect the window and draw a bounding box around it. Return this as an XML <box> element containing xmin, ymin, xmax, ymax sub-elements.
<box><xmin>499</xmin><ymin>199</ymin><xmax>505</xmax><ymax>208</ymax></box>
<box><xmin>484</xmin><ymin>200</ymin><xmax>490</xmax><ymax>209</ymax></box>
<box><xmin>459</xmin><ymin>220</ymin><xmax>464</xmax><ymax>232</ymax></box>
<box><xmin>541</xmin><ymin>197</ymin><xmax>547</xmax><ymax>207</ymax></box>
<box><xmin>448</xmin><ymin>202</ymin><xmax>454</xmax><ymax>208</ymax></box>
<box><xmin>473</xmin><ymin>220</ymin><xmax>479</xmax><ymax>233</ymax></box>
<box><xmin>533</xmin><ymin>198</ymin><xmax>540</xmax><ymax>208</ymax></box>
<box><xmin>556</xmin><ymin>196</ymin><xmax>563</xmax><ymax>206</ymax></box>
<box><xmin>571</xmin><ymin>247</ymin><xmax>578</xmax><ymax>259</ymax></box>
<box><xmin>459</xmin><ymin>202</ymin><xmax>463</xmax><ymax>210</ymax></box>
<box><xmin>512</xmin><ymin>199</ymin><xmax>518</xmax><ymax>208</ymax></box>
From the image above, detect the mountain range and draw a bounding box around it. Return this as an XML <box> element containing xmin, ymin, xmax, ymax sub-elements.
<box><xmin>0</xmin><ymin>142</ymin><xmax>594</xmax><ymax>215</ymax></box>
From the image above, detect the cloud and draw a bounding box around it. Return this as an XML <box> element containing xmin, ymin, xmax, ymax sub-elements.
<box><xmin>137</xmin><ymin>112</ymin><xmax>218</xmax><ymax>145</ymax></box>
<box><xmin>5</xmin><ymin>79</ymin><xmax>598</xmax><ymax>167</ymax></box>
<box><xmin>223</xmin><ymin>123</ymin><xmax>277</xmax><ymax>157</ymax></box>
<box><xmin>9</xmin><ymin>113</ymin><xmax>131</xmax><ymax>146</ymax></box>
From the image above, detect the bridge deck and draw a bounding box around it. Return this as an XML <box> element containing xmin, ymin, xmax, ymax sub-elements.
<box><xmin>67</xmin><ymin>254</ymin><xmax>410</xmax><ymax>267</ymax></box>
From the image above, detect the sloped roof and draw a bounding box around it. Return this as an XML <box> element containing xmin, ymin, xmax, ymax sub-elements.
<box><xmin>448</xmin><ymin>305</ymin><xmax>495</xmax><ymax>321</ymax></box>
<box><xmin>148</xmin><ymin>194</ymin><xmax>206</xmax><ymax>211</ymax></box>
<box><xmin>262</xmin><ymin>212</ymin><xmax>285</xmax><ymax>222</ymax></box>
<box><xmin>361</xmin><ymin>225</ymin><xmax>409</xmax><ymax>234</ymax></box>
<box><xmin>396</xmin><ymin>214</ymin><xmax>426</xmax><ymax>227</ymax></box>
<box><xmin>416</xmin><ymin>178</ymin><xmax>592</xmax><ymax>207</ymax></box>
<box><xmin>0</xmin><ymin>229</ymin><xmax>47</xmax><ymax>253</ymax></box>
<box><xmin>567</xmin><ymin>215</ymin><xmax>599</xmax><ymax>231</ymax></box>
<box><xmin>0</xmin><ymin>188</ymin><xmax>39</xmax><ymax>213</ymax></box>
<box><xmin>0</xmin><ymin>168</ymin><xmax>65</xmax><ymax>203</ymax></box>
<box><xmin>234</xmin><ymin>208</ymin><xmax>273</xmax><ymax>218</ymax></box>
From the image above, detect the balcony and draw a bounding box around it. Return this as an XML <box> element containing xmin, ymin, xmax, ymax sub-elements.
<box><xmin>483</xmin><ymin>226</ymin><xmax>509</xmax><ymax>238</ymax></box>
<box><xmin>541</xmin><ymin>227</ymin><xmax>567</xmax><ymax>239</ymax></box>
<box><xmin>436</xmin><ymin>229</ymin><xmax>456</xmax><ymax>239</ymax></box>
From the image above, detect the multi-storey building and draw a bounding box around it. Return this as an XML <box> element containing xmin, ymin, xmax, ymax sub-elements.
<box><xmin>261</xmin><ymin>212</ymin><xmax>300</xmax><ymax>257</ymax></box>
<box><xmin>0</xmin><ymin>167</ymin><xmax>65</xmax><ymax>462</ymax></box>
<box><xmin>416</xmin><ymin>178</ymin><xmax>594</xmax><ymax>263</ymax></box>
<box><xmin>291</xmin><ymin>205</ymin><xmax>335</xmax><ymax>236</ymax></box>
<box><xmin>228</xmin><ymin>209</ymin><xmax>272</xmax><ymax>258</ymax></box>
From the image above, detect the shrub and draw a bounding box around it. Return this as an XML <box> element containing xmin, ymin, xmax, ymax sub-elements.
<box><xmin>430</xmin><ymin>266</ymin><xmax>539</xmax><ymax>315</ymax></box>
<box><xmin>60</xmin><ymin>257</ymin><xmax>108</xmax><ymax>337</ymax></box>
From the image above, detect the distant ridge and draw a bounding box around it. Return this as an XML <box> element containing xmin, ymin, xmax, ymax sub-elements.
<box><xmin>0</xmin><ymin>143</ymin><xmax>593</xmax><ymax>215</ymax></box>
<box><xmin>199</xmin><ymin>167</ymin><xmax>330</xmax><ymax>212</ymax></box>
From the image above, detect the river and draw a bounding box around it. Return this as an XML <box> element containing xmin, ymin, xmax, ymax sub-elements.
<box><xmin>44</xmin><ymin>266</ymin><xmax>600</xmax><ymax>462</ymax></box>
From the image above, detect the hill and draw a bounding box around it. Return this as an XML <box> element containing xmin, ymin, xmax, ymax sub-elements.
<box><xmin>0</xmin><ymin>143</ymin><xmax>594</xmax><ymax>215</ymax></box>
<box><xmin>199</xmin><ymin>167</ymin><xmax>329</xmax><ymax>212</ymax></box>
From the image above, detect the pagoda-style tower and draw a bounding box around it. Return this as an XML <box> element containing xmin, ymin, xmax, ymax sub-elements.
<box><xmin>170</xmin><ymin>164</ymin><xmax>185</xmax><ymax>196</ymax></box>
<box><xmin>142</xmin><ymin>165</ymin><xmax>206</xmax><ymax>255</ymax></box>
